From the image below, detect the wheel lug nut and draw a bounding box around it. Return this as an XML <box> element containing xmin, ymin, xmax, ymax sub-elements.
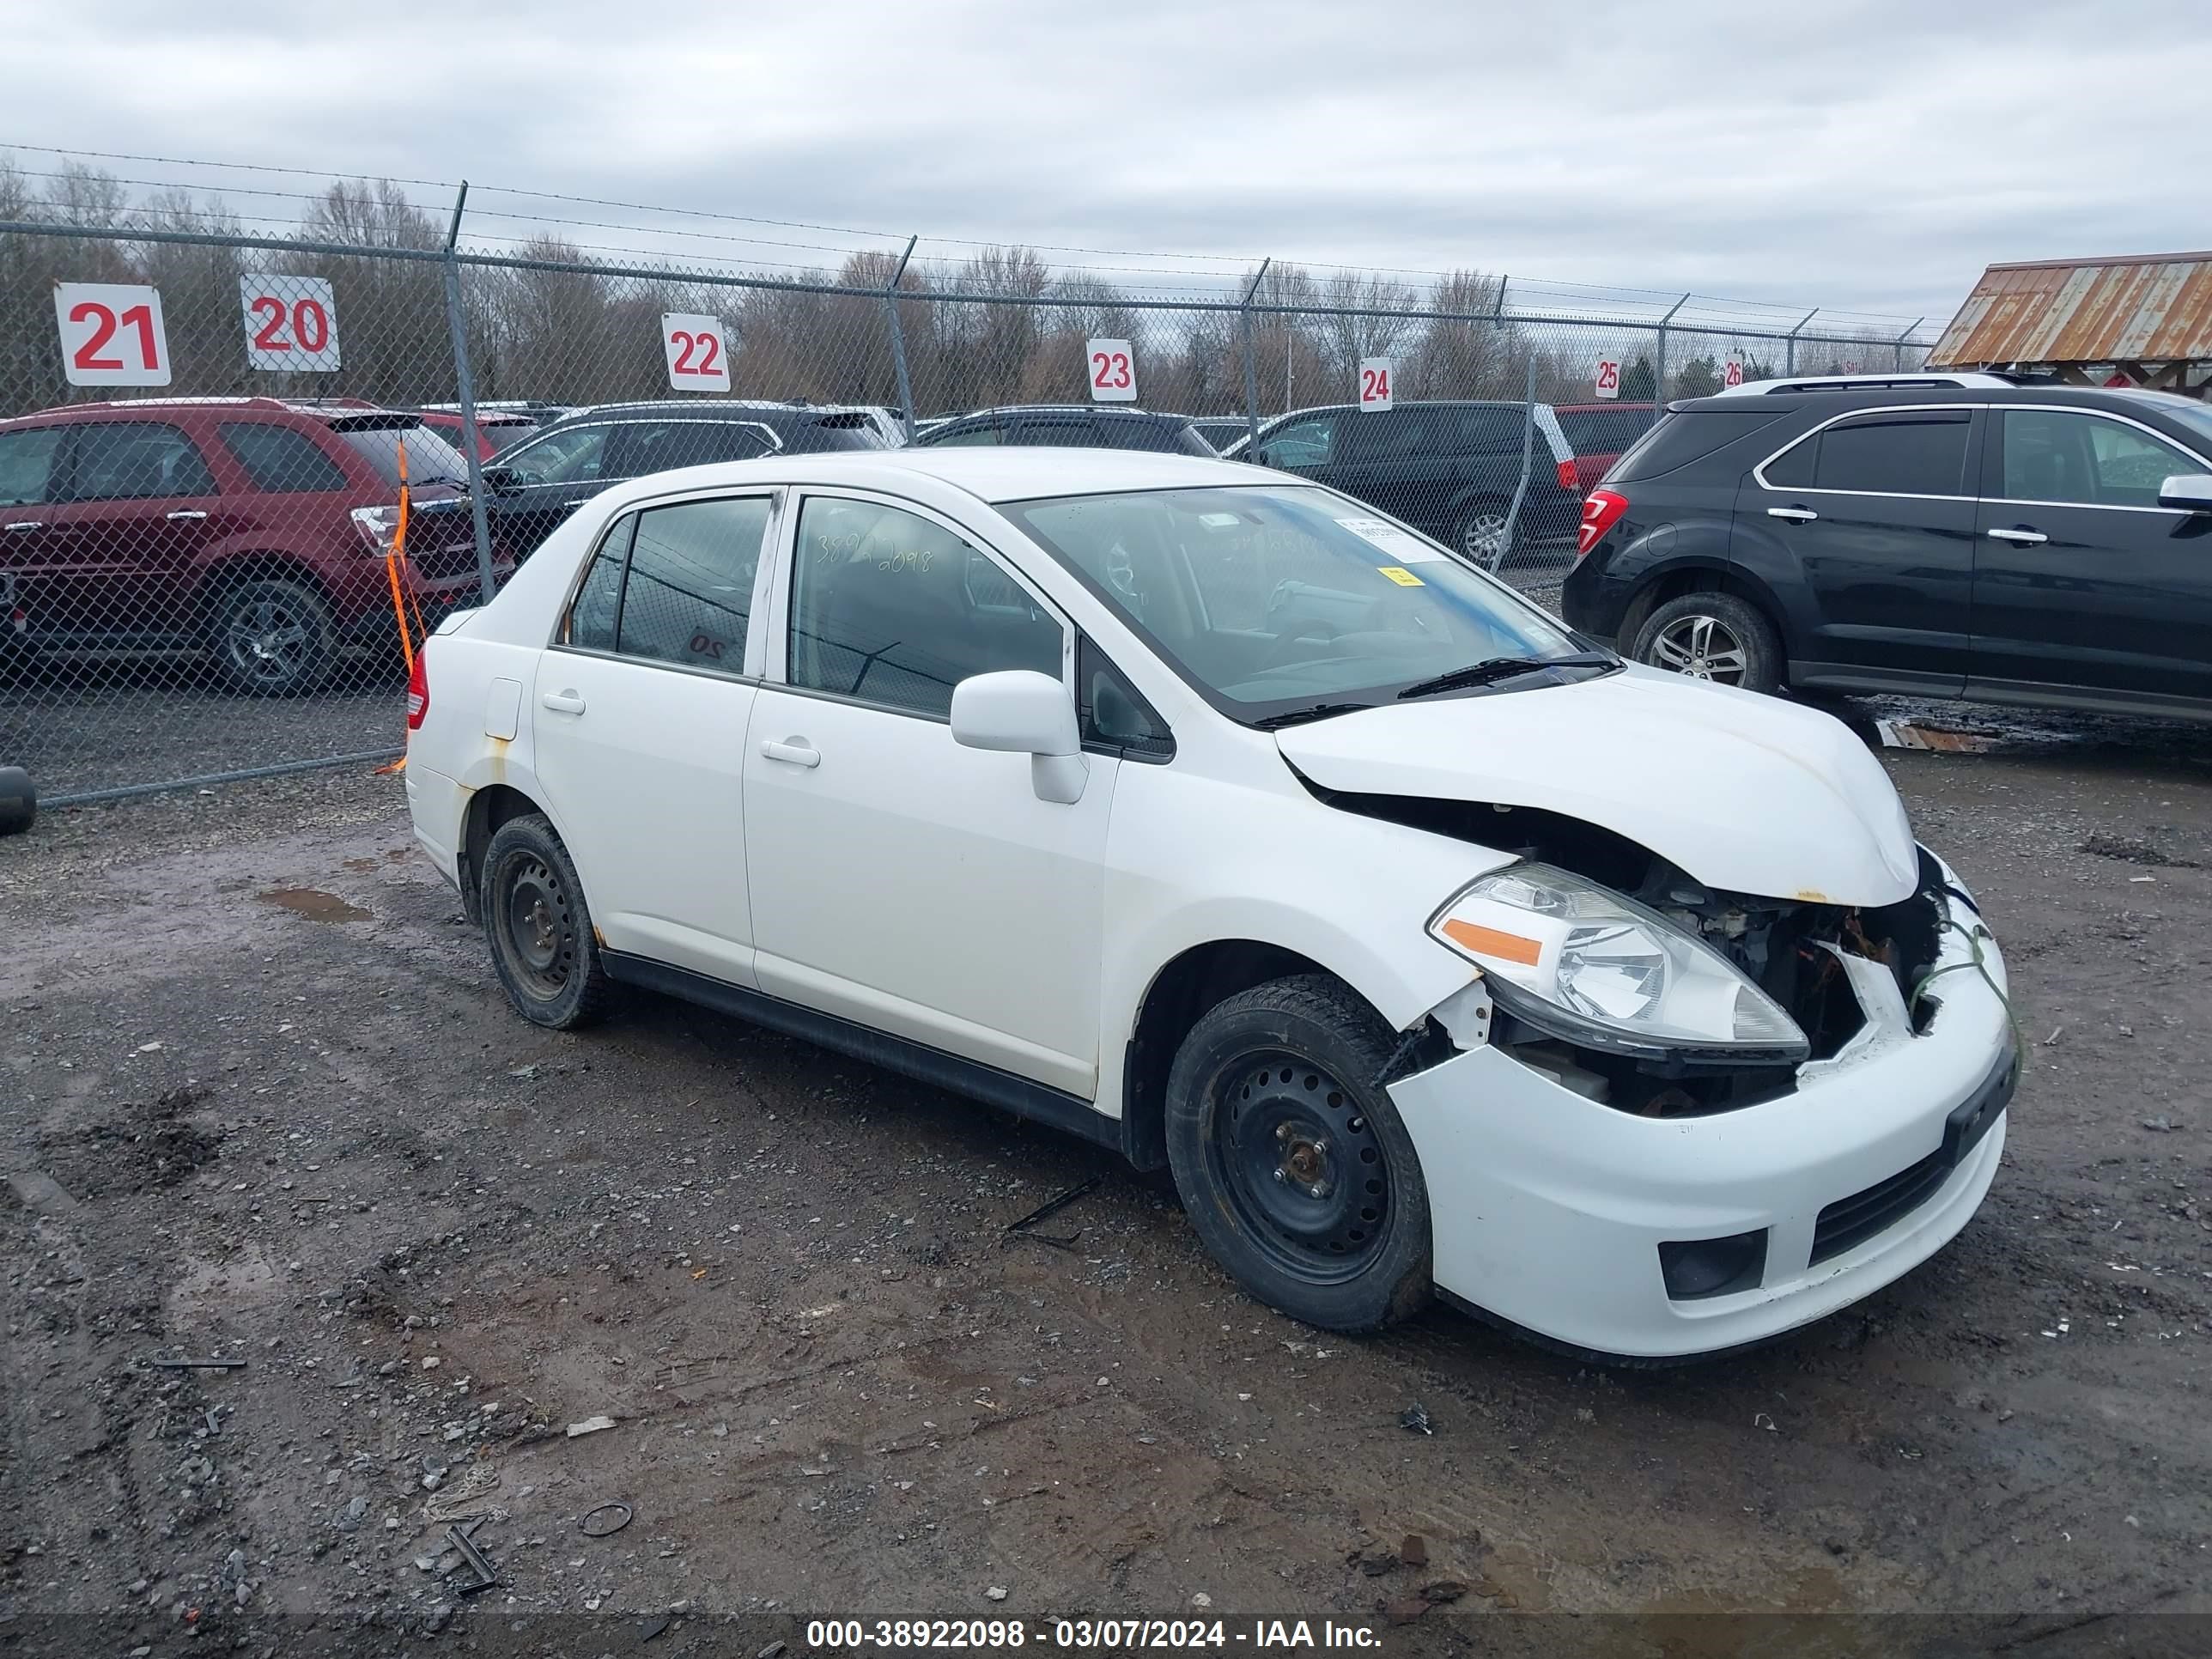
<box><xmin>1272</xmin><ymin>1168</ymin><xmax>1286</xmax><ymax>1182</ymax></box>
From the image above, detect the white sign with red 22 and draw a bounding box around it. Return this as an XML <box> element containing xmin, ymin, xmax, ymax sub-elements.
<box><xmin>1086</xmin><ymin>338</ymin><xmax>1137</xmax><ymax>403</ymax></box>
<box><xmin>662</xmin><ymin>313</ymin><xmax>732</xmax><ymax>392</ymax></box>
<box><xmin>1358</xmin><ymin>357</ymin><xmax>1395</xmax><ymax>411</ymax></box>
<box><xmin>240</xmin><ymin>275</ymin><xmax>341</xmax><ymax>371</ymax></box>
<box><xmin>54</xmin><ymin>283</ymin><xmax>172</xmax><ymax>387</ymax></box>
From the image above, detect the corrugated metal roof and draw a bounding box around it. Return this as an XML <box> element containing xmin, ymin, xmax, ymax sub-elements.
<box><xmin>1928</xmin><ymin>252</ymin><xmax>2212</xmax><ymax>368</ymax></box>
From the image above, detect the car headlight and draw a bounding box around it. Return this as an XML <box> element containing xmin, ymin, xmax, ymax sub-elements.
<box><xmin>1428</xmin><ymin>863</ymin><xmax>1808</xmax><ymax>1062</ymax></box>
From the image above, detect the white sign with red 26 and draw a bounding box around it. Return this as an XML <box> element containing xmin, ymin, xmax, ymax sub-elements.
<box><xmin>1357</xmin><ymin>357</ymin><xmax>1394</xmax><ymax>411</ymax></box>
<box><xmin>663</xmin><ymin>313</ymin><xmax>732</xmax><ymax>392</ymax></box>
<box><xmin>1086</xmin><ymin>338</ymin><xmax>1137</xmax><ymax>403</ymax></box>
<box><xmin>55</xmin><ymin>283</ymin><xmax>172</xmax><ymax>386</ymax></box>
<box><xmin>240</xmin><ymin>275</ymin><xmax>341</xmax><ymax>371</ymax></box>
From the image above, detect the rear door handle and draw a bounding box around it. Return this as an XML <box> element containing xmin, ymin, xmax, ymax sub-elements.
<box><xmin>541</xmin><ymin>690</ymin><xmax>586</xmax><ymax>714</ymax></box>
<box><xmin>166</xmin><ymin>510</ymin><xmax>208</xmax><ymax>522</ymax></box>
<box><xmin>3</xmin><ymin>521</ymin><xmax>41</xmax><ymax>533</ymax></box>
<box><xmin>759</xmin><ymin>738</ymin><xmax>820</xmax><ymax>768</ymax></box>
<box><xmin>1767</xmin><ymin>506</ymin><xmax>1819</xmax><ymax>523</ymax></box>
<box><xmin>1987</xmin><ymin>526</ymin><xmax>2049</xmax><ymax>545</ymax></box>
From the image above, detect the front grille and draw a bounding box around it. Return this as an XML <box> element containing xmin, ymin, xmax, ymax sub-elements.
<box><xmin>1810</xmin><ymin>1150</ymin><xmax>1950</xmax><ymax>1265</ymax></box>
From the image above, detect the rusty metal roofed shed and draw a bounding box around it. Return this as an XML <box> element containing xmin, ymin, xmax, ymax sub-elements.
<box><xmin>1927</xmin><ymin>252</ymin><xmax>2212</xmax><ymax>393</ymax></box>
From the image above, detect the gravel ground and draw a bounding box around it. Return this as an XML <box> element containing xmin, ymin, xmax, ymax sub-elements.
<box><xmin>2</xmin><ymin>696</ymin><xmax>2209</xmax><ymax>1658</ymax></box>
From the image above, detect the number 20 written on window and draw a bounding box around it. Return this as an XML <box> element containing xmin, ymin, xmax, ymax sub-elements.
<box><xmin>663</xmin><ymin>313</ymin><xmax>732</xmax><ymax>392</ymax></box>
<box><xmin>1086</xmin><ymin>338</ymin><xmax>1137</xmax><ymax>403</ymax></box>
<box><xmin>240</xmin><ymin>276</ymin><xmax>341</xmax><ymax>371</ymax></box>
<box><xmin>54</xmin><ymin>283</ymin><xmax>172</xmax><ymax>386</ymax></box>
<box><xmin>1358</xmin><ymin>357</ymin><xmax>1394</xmax><ymax>411</ymax></box>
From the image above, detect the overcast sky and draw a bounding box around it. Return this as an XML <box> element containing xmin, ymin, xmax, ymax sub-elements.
<box><xmin>8</xmin><ymin>0</ymin><xmax>2209</xmax><ymax>326</ymax></box>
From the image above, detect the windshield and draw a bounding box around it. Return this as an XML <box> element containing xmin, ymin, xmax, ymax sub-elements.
<box><xmin>1000</xmin><ymin>484</ymin><xmax>1595</xmax><ymax>723</ymax></box>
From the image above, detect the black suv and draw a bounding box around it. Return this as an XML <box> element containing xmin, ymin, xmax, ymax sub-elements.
<box><xmin>913</xmin><ymin>406</ymin><xmax>1216</xmax><ymax>455</ymax></box>
<box><xmin>1237</xmin><ymin>400</ymin><xmax>1582</xmax><ymax>562</ymax></box>
<box><xmin>482</xmin><ymin>400</ymin><xmax>888</xmax><ymax>556</ymax></box>
<box><xmin>1563</xmin><ymin>375</ymin><xmax>2212</xmax><ymax>718</ymax></box>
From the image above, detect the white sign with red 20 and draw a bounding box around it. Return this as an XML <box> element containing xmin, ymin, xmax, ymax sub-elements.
<box><xmin>240</xmin><ymin>275</ymin><xmax>341</xmax><ymax>371</ymax></box>
<box><xmin>663</xmin><ymin>313</ymin><xmax>732</xmax><ymax>392</ymax></box>
<box><xmin>1086</xmin><ymin>338</ymin><xmax>1137</xmax><ymax>403</ymax></box>
<box><xmin>55</xmin><ymin>283</ymin><xmax>172</xmax><ymax>386</ymax></box>
<box><xmin>1358</xmin><ymin>357</ymin><xmax>1395</xmax><ymax>411</ymax></box>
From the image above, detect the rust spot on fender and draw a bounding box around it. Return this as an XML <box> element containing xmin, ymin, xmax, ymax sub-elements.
<box><xmin>592</xmin><ymin>927</ymin><xmax>607</xmax><ymax>947</ymax></box>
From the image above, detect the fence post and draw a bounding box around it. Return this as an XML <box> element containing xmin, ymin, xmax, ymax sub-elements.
<box><xmin>1496</xmin><ymin>354</ymin><xmax>1537</xmax><ymax>573</ymax></box>
<box><xmin>438</xmin><ymin>182</ymin><xmax>498</xmax><ymax>606</ymax></box>
<box><xmin>1896</xmin><ymin>318</ymin><xmax>1923</xmax><ymax>372</ymax></box>
<box><xmin>1240</xmin><ymin>258</ymin><xmax>1271</xmax><ymax>450</ymax></box>
<box><xmin>1652</xmin><ymin>294</ymin><xmax>1688</xmax><ymax>428</ymax></box>
<box><xmin>1786</xmin><ymin>307</ymin><xmax>1818</xmax><ymax>375</ymax></box>
<box><xmin>884</xmin><ymin>234</ymin><xmax>919</xmax><ymax>439</ymax></box>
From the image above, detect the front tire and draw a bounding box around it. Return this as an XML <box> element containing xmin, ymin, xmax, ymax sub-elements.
<box><xmin>1455</xmin><ymin>499</ymin><xmax>1511</xmax><ymax>564</ymax></box>
<box><xmin>478</xmin><ymin>813</ymin><xmax>613</xmax><ymax>1030</ymax></box>
<box><xmin>207</xmin><ymin>576</ymin><xmax>337</xmax><ymax>696</ymax></box>
<box><xmin>1629</xmin><ymin>591</ymin><xmax>1784</xmax><ymax>694</ymax></box>
<box><xmin>1164</xmin><ymin>975</ymin><xmax>1431</xmax><ymax>1333</ymax></box>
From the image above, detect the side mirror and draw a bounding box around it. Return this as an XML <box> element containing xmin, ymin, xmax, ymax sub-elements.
<box><xmin>950</xmin><ymin>669</ymin><xmax>1087</xmax><ymax>804</ymax></box>
<box><xmin>2157</xmin><ymin>473</ymin><xmax>2212</xmax><ymax>514</ymax></box>
<box><xmin>479</xmin><ymin>465</ymin><xmax>519</xmax><ymax>494</ymax></box>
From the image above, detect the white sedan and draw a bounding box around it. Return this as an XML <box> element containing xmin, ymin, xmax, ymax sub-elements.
<box><xmin>403</xmin><ymin>447</ymin><xmax>2015</xmax><ymax>1359</ymax></box>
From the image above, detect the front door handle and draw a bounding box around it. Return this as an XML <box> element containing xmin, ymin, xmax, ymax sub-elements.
<box><xmin>166</xmin><ymin>510</ymin><xmax>208</xmax><ymax>522</ymax></box>
<box><xmin>759</xmin><ymin>737</ymin><xmax>820</xmax><ymax>768</ymax></box>
<box><xmin>3</xmin><ymin>521</ymin><xmax>41</xmax><ymax>533</ymax></box>
<box><xmin>1767</xmin><ymin>505</ymin><xmax>1819</xmax><ymax>523</ymax></box>
<box><xmin>541</xmin><ymin>690</ymin><xmax>586</xmax><ymax>714</ymax></box>
<box><xmin>1987</xmin><ymin>526</ymin><xmax>2049</xmax><ymax>545</ymax></box>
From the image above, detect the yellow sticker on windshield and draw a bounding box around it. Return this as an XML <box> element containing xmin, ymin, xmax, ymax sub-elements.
<box><xmin>1377</xmin><ymin>566</ymin><xmax>1425</xmax><ymax>586</ymax></box>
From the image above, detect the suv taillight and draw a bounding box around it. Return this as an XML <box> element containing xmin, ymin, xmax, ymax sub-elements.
<box><xmin>405</xmin><ymin>646</ymin><xmax>429</xmax><ymax>732</ymax></box>
<box><xmin>1577</xmin><ymin>489</ymin><xmax>1629</xmax><ymax>557</ymax></box>
<box><xmin>1556</xmin><ymin>458</ymin><xmax>1578</xmax><ymax>493</ymax></box>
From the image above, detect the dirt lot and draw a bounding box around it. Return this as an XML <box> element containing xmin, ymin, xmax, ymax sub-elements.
<box><xmin>2</xmin><ymin>700</ymin><xmax>2209</xmax><ymax>1658</ymax></box>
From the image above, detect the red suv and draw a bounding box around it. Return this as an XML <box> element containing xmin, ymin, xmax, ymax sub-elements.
<box><xmin>0</xmin><ymin>398</ymin><xmax>510</xmax><ymax>695</ymax></box>
<box><xmin>1553</xmin><ymin>403</ymin><xmax>1656</xmax><ymax>495</ymax></box>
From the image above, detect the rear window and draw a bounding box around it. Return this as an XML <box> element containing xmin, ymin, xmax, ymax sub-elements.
<box><xmin>331</xmin><ymin>422</ymin><xmax>473</xmax><ymax>486</ymax></box>
<box><xmin>1765</xmin><ymin>410</ymin><xmax>1972</xmax><ymax>496</ymax></box>
<box><xmin>790</xmin><ymin>414</ymin><xmax>890</xmax><ymax>453</ymax></box>
<box><xmin>1607</xmin><ymin>410</ymin><xmax>1790</xmax><ymax>483</ymax></box>
<box><xmin>1098</xmin><ymin>416</ymin><xmax>1212</xmax><ymax>455</ymax></box>
<box><xmin>1557</xmin><ymin>409</ymin><xmax>1654</xmax><ymax>456</ymax></box>
<box><xmin>219</xmin><ymin>423</ymin><xmax>349</xmax><ymax>494</ymax></box>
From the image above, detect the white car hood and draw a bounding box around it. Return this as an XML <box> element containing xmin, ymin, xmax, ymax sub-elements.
<box><xmin>1275</xmin><ymin>665</ymin><xmax>1920</xmax><ymax>908</ymax></box>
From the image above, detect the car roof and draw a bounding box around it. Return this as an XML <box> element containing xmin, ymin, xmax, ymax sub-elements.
<box><xmin>1711</xmin><ymin>371</ymin><xmax>2020</xmax><ymax>398</ymax></box>
<box><xmin>942</xmin><ymin>405</ymin><xmax>1195</xmax><ymax>423</ymax></box>
<box><xmin>1672</xmin><ymin>383</ymin><xmax>2209</xmax><ymax>416</ymax></box>
<box><xmin>586</xmin><ymin>445</ymin><xmax>1266</xmax><ymax>507</ymax></box>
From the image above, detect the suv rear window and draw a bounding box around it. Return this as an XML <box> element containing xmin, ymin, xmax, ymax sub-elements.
<box><xmin>1557</xmin><ymin>409</ymin><xmax>1653</xmax><ymax>456</ymax></box>
<box><xmin>797</xmin><ymin>413</ymin><xmax>890</xmax><ymax>451</ymax></box>
<box><xmin>331</xmin><ymin>422</ymin><xmax>472</xmax><ymax>486</ymax></box>
<box><xmin>1607</xmin><ymin>410</ymin><xmax>1790</xmax><ymax>483</ymax></box>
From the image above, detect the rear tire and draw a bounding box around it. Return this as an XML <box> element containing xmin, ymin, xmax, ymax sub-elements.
<box><xmin>1164</xmin><ymin>974</ymin><xmax>1431</xmax><ymax>1334</ymax></box>
<box><xmin>1454</xmin><ymin>499</ymin><xmax>1512</xmax><ymax>564</ymax></box>
<box><xmin>1629</xmin><ymin>591</ymin><xmax>1784</xmax><ymax>694</ymax></box>
<box><xmin>207</xmin><ymin>576</ymin><xmax>337</xmax><ymax>696</ymax></box>
<box><xmin>478</xmin><ymin>813</ymin><xmax>613</xmax><ymax>1030</ymax></box>
<box><xmin>0</xmin><ymin>766</ymin><xmax>34</xmax><ymax>836</ymax></box>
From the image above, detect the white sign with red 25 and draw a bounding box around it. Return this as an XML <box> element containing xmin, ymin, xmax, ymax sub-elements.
<box><xmin>55</xmin><ymin>283</ymin><xmax>172</xmax><ymax>386</ymax></box>
<box><xmin>663</xmin><ymin>313</ymin><xmax>732</xmax><ymax>392</ymax></box>
<box><xmin>1357</xmin><ymin>357</ymin><xmax>1395</xmax><ymax>411</ymax></box>
<box><xmin>240</xmin><ymin>275</ymin><xmax>341</xmax><ymax>371</ymax></box>
<box><xmin>1086</xmin><ymin>338</ymin><xmax>1137</xmax><ymax>403</ymax></box>
<box><xmin>1593</xmin><ymin>359</ymin><xmax>1620</xmax><ymax>399</ymax></box>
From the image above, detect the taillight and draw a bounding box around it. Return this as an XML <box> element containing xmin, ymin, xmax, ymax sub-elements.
<box><xmin>405</xmin><ymin>646</ymin><xmax>429</xmax><ymax>731</ymax></box>
<box><xmin>1577</xmin><ymin>489</ymin><xmax>1629</xmax><ymax>557</ymax></box>
<box><xmin>1556</xmin><ymin>458</ymin><xmax>1578</xmax><ymax>493</ymax></box>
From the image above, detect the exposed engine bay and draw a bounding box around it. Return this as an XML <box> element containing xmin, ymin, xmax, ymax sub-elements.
<box><xmin>1317</xmin><ymin>790</ymin><xmax>1953</xmax><ymax>1116</ymax></box>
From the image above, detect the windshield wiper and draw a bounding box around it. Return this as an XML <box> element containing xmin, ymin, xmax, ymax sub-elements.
<box><xmin>1252</xmin><ymin>701</ymin><xmax>1371</xmax><ymax>730</ymax></box>
<box><xmin>1395</xmin><ymin>651</ymin><xmax>1616</xmax><ymax>701</ymax></box>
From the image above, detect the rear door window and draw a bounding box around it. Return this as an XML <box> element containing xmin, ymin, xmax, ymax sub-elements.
<box><xmin>0</xmin><ymin>426</ymin><xmax>66</xmax><ymax>506</ymax></box>
<box><xmin>67</xmin><ymin>422</ymin><xmax>216</xmax><ymax>500</ymax></box>
<box><xmin>615</xmin><ymin>496</ymin><xmax>774</xmax><ymax>671</ymax></box>
<box><xmin>219</xmin><ymin>423</ymin><xmax>350</xmax><ymax>494</ymax></box>
<box><xmin>1795</xmin><ymin>410</ymin><xmax>1972</xmax><ymax>496</ymax></box>
<box><xmin>1343</xmin><ymin>407</ymin><xmax>1451</xmax><ymax>463</ymax></box>
<box><xmin>1449</xmin><ymin>406</ymin><xmax>1522</xmax><ymax>453</ymax></box>
<box><xmin>1258</xmin><ymin>414</ymin><xmax>1336</xmax><ymax>467</ymax></box>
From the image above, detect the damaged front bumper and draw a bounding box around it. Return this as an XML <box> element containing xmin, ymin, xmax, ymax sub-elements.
<box><xmin>1389</xmin><ymin>878</ymin><xmax>2014</xmax><ymax>1360</ymax></box>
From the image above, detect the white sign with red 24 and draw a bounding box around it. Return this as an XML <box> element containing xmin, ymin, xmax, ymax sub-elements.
<box><xmin>663</xmin><ymin>313</ymin><xmax>732</xmax><ymax>392</ymax></box>
<box><xmin>240</xmin><ymin>275</ymin><xmax>341</xmax><ymax>371</ymax></box>
<box><xmin>1086</xmin><ymin>338</ymin><xmax>1137</xmax><ymax>403</ymax></box>
<box><xmin>54</xmin><ymin>283</ymin><xmax>172</xmax><ymax>386</ymax></box>
<box><xmin>1358</xmin><ymin>357</ymin><xmax>1395</xmax><ymax>411</ymax></box>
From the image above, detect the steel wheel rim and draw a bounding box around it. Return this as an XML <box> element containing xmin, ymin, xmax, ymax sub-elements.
<box><xmin>496</xmin><ymin>852</ymin><xmax>574</xmax><ymax>999</ymax></box>
<box><xmin>223</xmin><ymin>595</ymin><xmax>313</xmax><ymax>685</ymax></box>
<box><xmin>1460</xmin><ymin>513</ymin><xmax>1509</xmax><ymax>560</ymax></box>
<box><xmin>1650</xmin><ymin>613</ymin><xmax>1749</xmax><ymax>684</ymax></box>
<box><xmin>1208</xmin><ymin>1051</ymin><xmax>1390</xmax><ymax>1285</ymax></box>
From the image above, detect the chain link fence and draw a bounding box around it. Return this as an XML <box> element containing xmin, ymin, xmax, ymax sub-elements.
<box><xmin>0</xmin><ymin>176</ymin><xmax>1934</xmax><ymax>805</ymax></box>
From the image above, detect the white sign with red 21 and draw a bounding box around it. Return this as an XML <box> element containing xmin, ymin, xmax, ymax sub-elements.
<box><xmin>1086</xmin><ymin>338</ymin><xmax>1137</xmax><ymax>403</ymax></box>
<box><xmin>1358</xmin><ymin>357</ymin><xmax>1394</xmax><ymax>410</ymax></box>
<box><xmin>55</xmin><ymin>283</ymin><xmax>172</xmax><ymax>387</ymax></box>
<box><xmin>663</xmin><ymin>313</ymin><xmax>732</xmax><ymax>392</ymax></box>
<box><xmin>240</xmin><ymin>275</ymin><xmax>341</xmax><ymax>371</ymax></box>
